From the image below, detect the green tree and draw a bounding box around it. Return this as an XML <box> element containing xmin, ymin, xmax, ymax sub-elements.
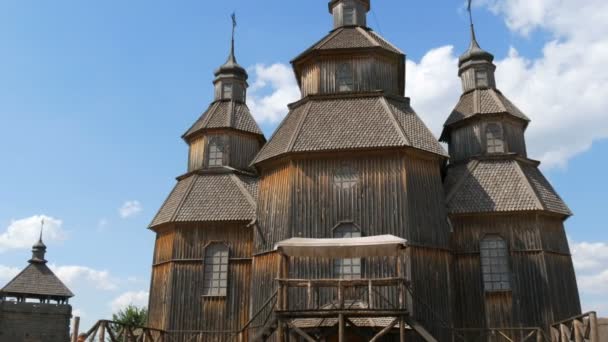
<box><xmin>109</xmin><ymin>305</ymin><xmax>148</xmax><ymax>340</ymax></box>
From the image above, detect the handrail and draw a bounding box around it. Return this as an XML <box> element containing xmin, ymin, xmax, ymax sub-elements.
<box><xmin>550</xmin><ymin>311</ymin><xmax>599</xmax><ymax>342</ymax></box>
<box><xmin>233</xmin><ymin>289</ymin><xmax>278</xmax><ymax>337</ymax></box>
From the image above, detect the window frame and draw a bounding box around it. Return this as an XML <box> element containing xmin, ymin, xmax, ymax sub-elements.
<box><xmin>480</xmin><ymin>235</ymin><xmax>511</xmax><ymax>293</ymax></box>
<box><xmin>332</xmin><ymin>222</ymin><xmax>362</xmax><ymax>280</ymax></box>
<box><xmin>333</xmin><ymin>164</ymin><xmax>359</xmax><ymax>190</ymax></box>
<box><xmin>202</xmin><ymin>242</ymin><xmax>230</xmax><ymax>298</ymax></box>
<box><xmin>343</xmin><ymin>6</ymin><xmax>356</xmax><ymax>26</ymax></box>
<box><xmin>475</xmin><ymin>69</ymin><xmax>489</xmax><ymax>88</ymax></box>
<box><xmin>207</xmin><ymin>137</ymin><xmax>225</xmax><ymax>168</ymax></box>
<box><xmin>337</xmin><ymin>62</ymin><xmax>354</xmax><ymax>92</ymax></box>
<box><xmin>485</xmin><ymin>122</ymin><xmax>505</xmax><ymax>154</ymax></box>
<box><xmin>222</xmin><ymin>82</ymin><xmax>233</xmax><ymax>99</ymax></box>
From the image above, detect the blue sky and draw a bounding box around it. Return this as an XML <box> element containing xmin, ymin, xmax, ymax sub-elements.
<box><xmin>0</xmin><ymin>0</ymin><xmax>606</xmax><ymax>331</ymax></box>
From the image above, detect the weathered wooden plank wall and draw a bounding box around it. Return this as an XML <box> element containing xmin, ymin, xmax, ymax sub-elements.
<box><xmin>188</xmin><ymin>132</ymin><xmax>261</xmax><ymax>171</ymax></box>
<box><xmin>148</xmin><ymin>223</ymin><xmax>253</xmax><ymax>342</ymax></box>
<box><xmin>252</xmin><ymin>151</ymin><xmax>452</xmax><ymax>340</ymax></box>
<box><xmin>450</xmin><ymin>213</ymin><xmax>581</xmax><ymax>337</ymax></box>
<box><xmin>448</xmin><ymin>118</ymin><xmax>527</xmax><ymax>163</ymax></box>
<box><xmin>299</xmin><ymin>56</ymin><xmax>400</xmax><ymax>97</ymax></box>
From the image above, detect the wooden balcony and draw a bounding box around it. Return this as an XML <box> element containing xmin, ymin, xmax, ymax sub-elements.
<box><xmin>266</xmin><ymin>235</ymin><xmax>439</xmax><ymax>342</ymax></box>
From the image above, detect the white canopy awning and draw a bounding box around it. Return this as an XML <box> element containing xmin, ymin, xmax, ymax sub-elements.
<box><xmin>274</xmin><ymin>235</ymin><xmax>407</xmax><ymax>258</ymax></box>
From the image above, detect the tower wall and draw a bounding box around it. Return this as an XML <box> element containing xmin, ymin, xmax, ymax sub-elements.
<box><xmin>0</xmin><ymin>301</ymin><xmax>71</xmax><ymax>342</ymax></box>
<box><xmin>148</xmin><ymin>223</ymin><xmax>253</xmax><ymax>342</ymax></box>
<box><xmin>251</xmin><ymin>151</ymin><xmax>453</xmax><ymax>339</ymax></box>
<box><xmin>450</xmin><ymin>213</ymin><xmax>581</xmax><ymax>335</ymax></box>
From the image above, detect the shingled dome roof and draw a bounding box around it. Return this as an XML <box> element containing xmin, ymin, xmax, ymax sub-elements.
<box><xmin>183</xmin><ymin>101</ymin><xmax>264</xmax><ymax>141</ymax></box>
<box><xmin>150</xmin><ymin>171</ymin><xmax>258</xmax><ymax>228</ymax></box>
<box><xmin>293</xmin><ymin>26</ymin><xmax>403</xmax><ymax>64</ymax></box>
<box><xmin>440</xmin><ymin>88</ymin><xmax>530</xmax><ymax>141</ymax></box>
<box><xmin>252</xmin><ymin>94</ymin><xmax>447</xmax><ymax>165</ymax></box>
<box><xmin>444</xmin><ymin>157</ymin><xmax>571</xmax><ymax>216</ymax></box>
<box><xmin>459</xmin><ymin>26</ymin><xmax>494</xmax><ymax>67</ymax></box>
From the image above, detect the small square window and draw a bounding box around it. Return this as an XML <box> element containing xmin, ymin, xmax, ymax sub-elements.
<box><xmin>223</xmin><ymin>83</ymin><xmax>233</xmax><ymax>98</ymax></box>
<box><xmin>343</xmin><ymin>7</ymin><xmax>355</xmax><ymax>26</ymax></box>
<box><xmin>476</xmin><ymin>70</ymin><xmax>488</xmax><ymax>87</ymax></box>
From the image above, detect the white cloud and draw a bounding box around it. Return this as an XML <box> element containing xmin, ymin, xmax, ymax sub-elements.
<box><xmin>72</xmin><ymin>308</ymin><xmax>86</xmax><ymax>318</ymax></box>
<box><xmin>571</xmin><ymin>241</ymin><xmax>608</xmax><ymax>292</ymax></box>
<box><xmin>405</xmin><ymin>46</ymin><xmax>461</xmax><ymax>138</ymax></box>
<box><xmin>0</xmin><ymin>265</ymin><xmax>20</xmax><ymax>284</ymax></box>
<box><xmin>476</xmin><ymin>0</ymin><xmax>608</xmax><ymax>168</ymax></box>
<box><xmin>50</xmin><ymin>265</ymin><xmax>119</xmax><ymax>291</ymax></box>
<box><xmin>247</xmin><ymin>63</ymin><xmax>300</xmax><ymax>124</ymax></box>
<box><xmin>0</xmin><ymin>215</ymin><xmax>66</xmax><ymax>252</ymax></box>
<box><xmin>243</xmin><ymin>1</ymin><xmax>608</xmax><ymax>169</ymax></box>
<box><xmin>119</xmin><ymin>201</ymin><xmax>142</xmax><ymax>219</ymax></box>
<box><xmin>110</xmin><ymin>291</ymin><xmax>149</xmax><ymax>313</ymax></box>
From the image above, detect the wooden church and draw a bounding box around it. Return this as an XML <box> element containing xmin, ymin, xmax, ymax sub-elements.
<box><xmin>146</xmin><ymin>1</ymin><xmax>588</xmax><ymax>341</ymax></box>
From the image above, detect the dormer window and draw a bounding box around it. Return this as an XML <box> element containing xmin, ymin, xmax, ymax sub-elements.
<box><xmin>337</xmin><ymin>63</ymin><xmax>354</xmax><ymax>92</ymax></box>
<box><xmin>486</xmin><ymin>123</ymin><xmax>505</xmax><ymax>154</ymax></box>
<box><xmin>476</xmin><ymin>70</ymin><xmax>488</xmax><ymax>88</ymax></box>
<box><xmin>222</xmin><ymin>83</ymin><xmax>233</xmax><ymax>99</ymax></box>
<box><xmin>208</xmin><ymin>138</ymin><xmax>225</xmax><ymax>167</ymax></box>
<box><xmin>343</xmin><ymin>7</ymin><xmax>355</xmax><ymax>26</ymax></box>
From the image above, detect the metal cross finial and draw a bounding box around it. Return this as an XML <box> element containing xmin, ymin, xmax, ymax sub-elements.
<box><xmin>40</xmin><ymin>219</ymin><xmax>45</xmax><ymax>242</ymax></box>
<box><xmin>230</xmin><ymin>12</ymin><xmax>237</xmax><ymax>57</ymax></box>
<box><xmin>467</xmin><ymin>0</ymin><xmax>474</xmax><ymax>26</ymax></box>
<box><xmin>467</xmin><ymin>0</ymin><xmax>479</xmax><ymax>44</ymax></box>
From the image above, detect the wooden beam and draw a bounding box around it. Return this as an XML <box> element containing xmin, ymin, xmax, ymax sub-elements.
<box><xmin>338</xmin><ymin>314</ymin><xmax>345</xmax><ymax>342</ymax></box>
<box><xmin>71</xmin><ymin>316</ymin><xmax>80</xmax><ymax>342</ymax></box>
<box><xmin>404</xmin><ymin>317</ymin><xmax>438</xmax><ymax>342</ymax></box>
<box><xmin>370</xmin><ymin>318</ymin><xmax>399</xmax><ymax>342</ymax></box>
<box><xmin>286</xmin><ymin>321</ymin><xmax>317</xmax><ymax>342</ymax></box>
<box><xmin>275</xmin><ymin>309</ymin><xmax>408</xmax><ymax>318</ymax></box>
<box><xmin>589</xmin><ymin>312</ymin><xmax>599</xmax><ymax>342</ymax></box>
<box><xmin>400</xmin><ymin>317</ymin><xmax>406</xmax><ymax>342</ymax></box>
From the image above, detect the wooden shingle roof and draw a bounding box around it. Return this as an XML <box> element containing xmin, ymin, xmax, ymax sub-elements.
<box><xmin>183</xmin><ymin>100</ymin><xmax>264</xmax><ymax>141</ymax></box>
<box><xmin>292</xmin><ymin>26</ymin><xmax>403</xmax><ymax>64</ymax></box>
<box><xmin>440</xmin><ymin>89</ymin><xmax>530</xmax><ymax>141</ymax></box>
<box><xmin>149</xmin><ymin>171</ymin><xmax>258</xmax><ymax>228</ymax></box>
<box><xmin>444</xmin><ymin>157</ymin><xmax>571</xmax><ymax>216</ymax></box>
<box><xmin>1</xmin><ymin>263</ymin><xmax>73</xmax><ymax>299</ymax></box>
<box><xmin>252</xmin><ymin>95</ymin><xmax>447</xmax><ymax>165</ymax></box>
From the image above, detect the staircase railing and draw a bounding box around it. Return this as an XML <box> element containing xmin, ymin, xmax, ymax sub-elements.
<box><xmin>550</xmin><ymin>312</ymin><xmax>600</xmax><ymax>342</ymax></box>
<box><xmin>451</xmin><ymin>327</ymin><xmax>550</xmax><ymax>342</ymax></box>
<box><xmin>75</xmin><ymin>319</ymin><xmax>167</xmax><ymax>342</ymax></box>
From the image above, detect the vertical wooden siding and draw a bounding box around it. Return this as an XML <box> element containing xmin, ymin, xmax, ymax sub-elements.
<box><xmin>450</xmin><ymin>213</ymin><xmax>581</xmax><ymax>334</ymax></box>
<box><xmin>299</xmin><ymin>56</ymin><xmax>400</xmax><ymax>97</ymax></box>
<box><xmin>148</xmin><ymin>222</ymin><xmax>253</xmax><ymax>342</ymax></box>
<box><xmin>253</xmin><ymin>152</ymin><xmax>453</xmax><ymax>339</ymax></box>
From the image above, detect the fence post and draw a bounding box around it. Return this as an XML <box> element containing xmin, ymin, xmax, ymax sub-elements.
<box><xmin>71</xmin><ymin>316</ymin><xmax>80</xmax><ymax>342</ymax></box>
<box><xmin>589</xmin><ymin>312</ymin><xmax>599</xmax><ymax>342</ymax></box>
<box><xmin>99</xmin><ymin>321</ymin><xmax>106</xmax><ymax>342</ymax></box>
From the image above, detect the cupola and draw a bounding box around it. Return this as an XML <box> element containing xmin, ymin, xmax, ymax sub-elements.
<box><xmin>213</xmin><ymin>16</ymin><xmax>248</xmax><ymax>103</ymax></box>
<box><xmin>458</xmin><ymin>25</ymin><xmax>496</xmax><ymax>92</ymax></box>
<box><xmin>329</xmin><ymin>0</ymin><xmax>370</xmax><ymax>28</ymax></box>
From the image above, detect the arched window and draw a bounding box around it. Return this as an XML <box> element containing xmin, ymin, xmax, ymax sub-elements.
<box><xmin>333</xmin><ymin>223</ymin><xmax>361</xmax><ymax>279</ymax></box>
<box><xmin>480</xmin><ymin>236</ymin><xmax>511</xmax><ymax>292</ymax></box>
<box><xmin>203</xmin><ymin>243</ymin><xmax>229</xmax><ymax>296</ymax></box>
<box><xmin>207</xmin><ymin>138</ymin><xmax>225</xmax><ymax>167</ymax></box>
<box><xmin>333</xmin><ymin>164</ymin><xmax>359</xmax><ymax>190</ymax></box>
<box><xmin>486</xmin><ymin>123</ymin><xmax>505</xmax><ymax>154</ymax></box>
<box><xmin>337</xmin><ymin>63</ymin><xmax>353</xmax><ymax>92</ymax></box>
